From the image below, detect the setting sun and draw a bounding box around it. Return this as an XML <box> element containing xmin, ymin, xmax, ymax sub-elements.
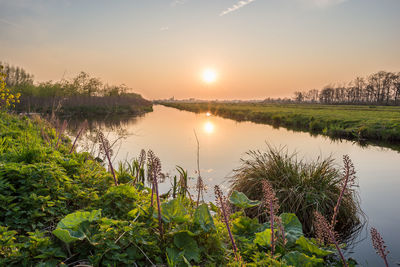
<box><xmin>202</xmin><ymin>69</ymin><xmax>217</xmax><ymax>83</ymax></box>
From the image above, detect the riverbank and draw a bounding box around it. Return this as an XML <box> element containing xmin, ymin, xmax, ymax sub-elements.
<box><xmin>0</xmin><ymin>111</ymin><xmax>358</xmax><ymax>266</ymax></box>
<box><xmin>160</xmin><ymin>102</ymin><xmax>400</xmax><ymax>143</ymax></box>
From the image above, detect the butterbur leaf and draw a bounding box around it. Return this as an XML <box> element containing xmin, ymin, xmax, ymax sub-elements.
<box><xmin>283</xmin><ymin>251</ymin><xmax>324</xmax><ymax>266</ymax></box>
<box><xmin>194</xmin><ymin>203</ymin><xmax>215</xmax><ymax>232</ymax></box>
<box><xmin>296</xmin><ymin>236</ymin><xmax>334</xmax><ymax>257</ymax></box>
<box><xmin>229</xmin><ymin>190</ymin><xmax>260</xmax><ymax>209</ymax></box>
<box><xmin>166</xmin><ymin>247</ymin><xmax>184</xmax><ymax>266</ymax></box>
<box><xmin>173</xmin><ymin>231</ymin><xmax>200</xmax><ymax>263</ymax></box>
<box><xmin>232</xmin><ymin>216</ymin><xmax>261</xmax><ymax>236</ymax></box>
<box><xmin>254</xmin><ymin>228</ymin><xmax>273</xmax><ymax>247</ymax></box>
<box><xmin>161</xmin><ymin>198</ymin><xmax>188</xmax><ymax>223</ymax></box>
<box><xmin>281</xmin><ymin>213</ymin><xmax>303</xmax><ymax>246</ymax></box>
<box><xmin>52</xmin><ymin>210</ymin><xmax>101</xmax><ymax>244</ymax></box>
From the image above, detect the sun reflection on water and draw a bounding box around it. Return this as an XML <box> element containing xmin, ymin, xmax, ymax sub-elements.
<box><xmin>204</xmin><ymin>121</ymin><xmax>214</xmax><ymax>134</ymax></box>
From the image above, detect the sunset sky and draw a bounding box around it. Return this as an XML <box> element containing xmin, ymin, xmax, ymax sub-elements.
<box><xmin>1</xmin><ymin>0</ymin><xmax>399</xmax><ymax>100</ymax></box>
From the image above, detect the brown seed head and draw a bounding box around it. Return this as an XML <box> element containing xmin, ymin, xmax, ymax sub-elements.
<box><xmin>370</xmin><ymin>227</ymin><xmax>389</xmax><ymax>259</ymax></box>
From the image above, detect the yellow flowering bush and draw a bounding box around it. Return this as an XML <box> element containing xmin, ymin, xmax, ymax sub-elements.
<box><xmin>0</xmin><ymin>66</ymin><xmax>20</xmax><ymax>109</ymax></box>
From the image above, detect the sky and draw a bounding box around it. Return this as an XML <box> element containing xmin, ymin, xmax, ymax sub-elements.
<box><xmin>0</xmin><ymin>0</ymin><xmax>399</xmax><ymax>100</ymax></box>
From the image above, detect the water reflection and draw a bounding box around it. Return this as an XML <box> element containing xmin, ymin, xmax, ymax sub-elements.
<box><xmin>204</xmin><ymin>121</ymin><xmax>215</xmax><ymax>134</ymax></box>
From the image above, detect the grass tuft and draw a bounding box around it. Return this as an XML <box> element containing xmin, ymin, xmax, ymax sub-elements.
<box><xmin>230</xmin><ymin>145</ymin><xmax>363</xmax><ymax>238</ymax></box>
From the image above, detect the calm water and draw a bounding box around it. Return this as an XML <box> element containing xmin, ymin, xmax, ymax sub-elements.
<box><xmin>75</xmin><ymin>105</ymin><xmax>400</xmax><ymax>266</ymax></box>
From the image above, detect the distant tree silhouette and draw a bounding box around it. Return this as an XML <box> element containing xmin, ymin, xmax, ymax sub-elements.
<box><xmin>294</xmin><ymin>71</ymin><xmax>400</xmax><ymax>105</ymax></box>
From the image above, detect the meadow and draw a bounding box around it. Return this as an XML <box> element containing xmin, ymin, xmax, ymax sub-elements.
<box><xmin>161</xmin><ymin>102</ymin><xmax>400</xmax><ymax>143</ymax></box>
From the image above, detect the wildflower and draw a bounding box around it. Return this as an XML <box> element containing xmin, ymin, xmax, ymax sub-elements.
<box><xmin>262</xmin><ymin>180</ymin><xmax>279</xmax><ymax>256</ymax></box>
<box><xmin>332</xmin><ymin>155</ymin><xmax>356</xmax><ymax>227</ymax></box>
<box><xmin>370</xmin><ymin>227</ymin><xmax>389</xmax><ymax>267</ymax></box>
<box><xmin>314</xmin><ymin>211</ymin><xmax>347</xmax><ymax>267</ymax></box>
<box><xmin>215</xmin><ymin>185</ymin><xmax>240</xmax><ymax>261</ymax></box>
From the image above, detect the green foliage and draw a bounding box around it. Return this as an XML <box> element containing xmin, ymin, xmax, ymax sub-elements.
<box><xmin>229</xmin><ymin>190</ymin><xmax>260</xmax><ymax>209</ymax></box>
<box><xmin>281</xmin><ymin>213</ymin><xmax>304</xmax><ymax>247</ymax></box>
<box><xmin>296</xmin><ymin>236</ymin><xmax>334</xmax><ymax>257</ymax></box>
<box><xmin>53</xmin><ymin>210</ymin><xmax>101</xmax><ymax>244</ymax></box>
<box><xmin>161</xmin><ymin>197</ymin><xmax>189</xmax><ymax>224</ymax></box>
<box><xmin>283</xmin><ymin>251</ymin><xmax>324</xmax><ymax>266</ymax></box>
<box><xmin>194</xmin><ymin>203</ymin><xmax>215</xmax><ymax>232</ymax></box>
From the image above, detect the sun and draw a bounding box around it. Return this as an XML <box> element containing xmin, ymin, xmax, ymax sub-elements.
<box><xmin>202</xmin><ymin>69</ymin><xmax>217</xmax><ymax>83</ymax></box>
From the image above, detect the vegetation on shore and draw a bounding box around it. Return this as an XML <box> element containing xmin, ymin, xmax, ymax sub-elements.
<box><xmin>0</xmin><ymin>62</ymin><xmax>152</xmax><ymax>116</ymax></box>
<box><xmin>161</xmin><ymin>102</ymin><xmax>400</xmax><ymax>143</ymax></box>
<box><xmin>0</xmin><ymin>111</ymin><xmax>361</xmax><ymax>266</ymax></box>
<box><xmin>230</xmin><ymin>147</ymin><xmax>362</xmax><ymax>239</ymax></box>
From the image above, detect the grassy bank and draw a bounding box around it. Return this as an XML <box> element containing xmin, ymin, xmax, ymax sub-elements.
<box><xmin>161</xmin><ymin>102</ymin><xmax>400</xmax><ymax>143</ymax></box>
<box><xmin>0</xmin><ymin>112</ymin><xmax>360</xmax><ymax>266</ymax></box>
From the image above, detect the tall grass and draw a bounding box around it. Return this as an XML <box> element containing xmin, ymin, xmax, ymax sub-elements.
<box><xmin>230</xmin><ymin>145</ymin><xmax>362</xmax><ymax>238</ymax></box>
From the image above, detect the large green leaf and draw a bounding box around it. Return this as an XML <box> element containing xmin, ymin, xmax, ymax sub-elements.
<box><xmin>173</xmin><ymin>231</ymin><xmax>200</xmax><ymax>263</ymax></box>
<box><xmin>52</xmin><ymin>210</ymin><xmax>101</xmax><ymax>244</ymax></box>
<box><xmin>194</xmin><ymin>204</ymin><xmax>215</xmax><ymax>232</ymax></box>
<box><xmin>161</xmin><ymin>198</ymin><xmax>188</xmax><ymax>223</ymax></box>
<box><xmin>283</xmin><ymin>251</ymin><xmax>324</xmax><ymax>267</ymax></box>
<box><xmin>281</xmin><ymin>213</ymin><xmax>303</xmax><ymax>246</ymax></box>
<box><xmin>296</xmin><ymin>236</ymin><xmax>334</xmax><ymax>257</ymax></box>
<box><xmin>232</xmin><ymin>216</ymin><xmax>261</xmax><ymax>237</ymax></box>
<box><xmin>253</xmin><ymin>228</ymin><xmax>272</xmax><ymax>247</ymax></box>
<box><xmin>229</xmin><ymin>191</ymin><xmax>260</xmax><ymax>209</ymax></box>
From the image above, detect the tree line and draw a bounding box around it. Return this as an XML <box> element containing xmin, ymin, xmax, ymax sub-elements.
<box><xmin>294</xmin><ymin>71</ymin><xmax>400</xmax><ymax>105</ymax></box>
<box><xmin>0</xmin><ymin>62</ymin><xmax>151</xmax><ymax>115</ymax></box>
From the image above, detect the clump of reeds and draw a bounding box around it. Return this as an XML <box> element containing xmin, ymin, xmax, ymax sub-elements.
<box><xmin>69</xmin><ymin>119</ymin><xmax>88</xmax><ymax>153</ymax></box>
<box><xmin>230</xmin><ymin>145</ymin><xmax>362</xmax><ymax>237</ymax></box>
<box><xmin>147</xmin><ymin>150</ymin><xmax>163</xmax><ymax>239</ymax></box>
<box><xmin>214</xmin><ymin>185</ymin><xmax>240</xmax><ymax>261</ymax></box>
<box><xmin>262</xmin><ymin>180</ymin><xmax>280</xmax><ymax>256</ymax></box>
<box><xmin>98</xmin><ymin>131</ymin><xmax>118</xmax><ymax>185</ymax></box>
<box><xmin>313</xmin><ymin>211</ymin><xmax>347</xmax><ymax>267</ymax></box>
<box><xmin>370</xmin><ymin>227</ymin><xmax>389</xmax><ymax>267</ymax></box>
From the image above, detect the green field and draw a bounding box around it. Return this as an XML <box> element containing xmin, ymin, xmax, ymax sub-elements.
<box><xmin>161</xmin><ymin>102</ymin><xmax>400</xmax><ymax>143</ymax></box>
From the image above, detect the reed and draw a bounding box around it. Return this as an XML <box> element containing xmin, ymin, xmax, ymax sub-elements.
<box><xmin>69</xmin><ymin>120</ymin><xmax>88</xmax><ymax>153</ymax></box>
<box><xmin>98</xmin><ymin>131</ymin><xmax>118</xmax><ymax>186</ymax></box>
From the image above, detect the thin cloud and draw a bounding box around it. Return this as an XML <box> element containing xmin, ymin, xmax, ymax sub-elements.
<box><xmin>160</xmin><ymin>26</ymin><xmax>169</xmax><ymax>31</ymax></box>
<box><xmin>171</xmin><ymin>0</ymin><xmax>186</xmax><ymax>6</ymax></box>
<box><xmin>302</xmin><ymin>0</ymin><xmax>349</xmax><ymax>7</ymax></box>
<box><xmin>220</xmin><ymin>0</ymin><xmax>257</xmax><ymax>16</ymax></box>
<box><xmin>0</xmin><ymin>18</ymin><xmax>21</xmax><ymax>29</ymax></box>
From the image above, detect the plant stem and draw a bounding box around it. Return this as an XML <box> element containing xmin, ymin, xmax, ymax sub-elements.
<box><xmin>269</xmin><ymin>200</ymin><xmax>275</xmax><ymax>256</ymax></box>
<box><xmin>99</xmin><ymin>134</ymin><xmax>118</xmax><ymax>186</ymax></box>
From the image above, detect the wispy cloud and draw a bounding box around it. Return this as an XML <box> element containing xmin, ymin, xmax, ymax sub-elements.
<box><xmin>302</xmin><ymin>0</ymin><xmax>349</xmax><ymax>7</ymax></box>
<box><xmin>0</xmin><ymin>18</ymin><xmax>21</xmax><ymax>29</ymax></box>
<box><xmin>160</xmin><ymin>26</ymin><xmax>169</xmax><ymax>31</ymax></box>
<box><xmin>220</xmin><ymin>0</ymin><xmax>257</xmax><ymax>16</ymax></box>
<box><xmin>171</xmin><ymin>0</ymin><xmax>186</xmax><ymax>6</ymax></box>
